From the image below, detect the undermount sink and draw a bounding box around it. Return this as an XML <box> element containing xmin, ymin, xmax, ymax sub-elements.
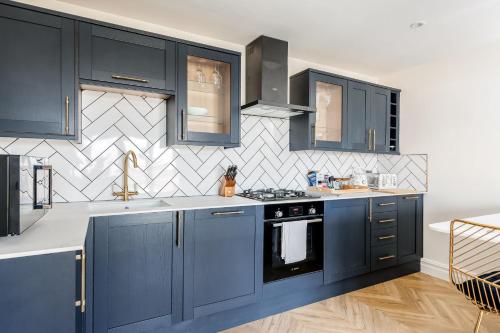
<box><xmin>89</xmin><ymin>199</ymin><xmax>170</xmax><ymax>212</ymax></box>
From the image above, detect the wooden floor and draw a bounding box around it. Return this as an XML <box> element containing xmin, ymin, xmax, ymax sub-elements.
<box><xmin>223</xmin><ymin>273</ymin><xmax>500</xmax><ymax>333</ymax></box>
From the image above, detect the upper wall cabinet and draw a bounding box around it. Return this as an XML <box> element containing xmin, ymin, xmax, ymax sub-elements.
<box><xmin>169</xmin><ymin>43</ymin><xmax>240</xmax><ymax>147</ymax></box>
<box><xmin>290</xmin><ymin>69</ymin><xmax>400</xmax><ymax>154</ymax></box>
<box><xmin>79</xmin><ymin>23</ymin><xmax>176</xmax><ymax>93</ymax></box>
<box><xmin>290</xmin><ymin>70</ymin><xmax>347</xmax><ymax>150</ymax></box>
<box><xmin>0</xmin><ymin>4</ymin><xmax>77</xmax><ymax>139</ymax></box>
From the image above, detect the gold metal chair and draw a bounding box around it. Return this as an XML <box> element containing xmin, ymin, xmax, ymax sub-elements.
<box><xmin>449</xmin><ymin>219</ymin><xmax>500</xmax><ymax>332</ymax></box>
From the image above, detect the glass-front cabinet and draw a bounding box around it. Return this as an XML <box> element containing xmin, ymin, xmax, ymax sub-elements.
<box><xmin>313</xmin><ymin>77</ymin><xmax>347</xmax><ymax>149</ymax></box>
<box><xmin>290</xmin><ymin>70</ymin><xmax>347</xmax><ymax>150</ymax></box>
<box><xmin>174</xmin><ymin>43</ymin><xmax>240</xmax><ymax>147</ymax></box>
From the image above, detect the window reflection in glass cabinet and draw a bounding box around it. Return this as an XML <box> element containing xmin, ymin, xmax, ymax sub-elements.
<box><xmin>315</xmin><ymin>81</ymin><xmax>343</xmax><ymax>143</ymax></box>
<box><xmin>187</xmin><ymin>55</ymin><xmax>231</xmax><ymax>135</ymax></box>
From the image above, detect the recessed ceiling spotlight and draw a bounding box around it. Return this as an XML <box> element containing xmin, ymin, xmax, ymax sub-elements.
<box><xmin>410</xmin><ymin>21</ymin><xmax>426</xmax><ymax>29</ymax></box>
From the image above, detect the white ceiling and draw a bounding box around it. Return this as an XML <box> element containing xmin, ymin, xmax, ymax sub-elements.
<box><xmin>58</xmin><ymin>0</ymin><xmax>500</xmax><ymax>76</ymax></box>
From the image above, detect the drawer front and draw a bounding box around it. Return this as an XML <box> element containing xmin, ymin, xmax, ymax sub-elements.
<box><xmin>371</xmin><ymin>211</ymin><xmax>397</xmax><ymax>230</ymax></box>
<box><xmin>372</xmin><ymin>197</ymin><xmax>398</xmax><ymax>213</ymax></box>
<box><xmin>371</xmin><ymin>244</ymin><xmax>398</xmax><ymax>271</ymax></box>
<box><xmin>371</xmin><ymin>227</ymin><xmax>397</xmax><ymax>247</ymax></box>
<box><xmin>80</xmin><ymin>23</ymin><xmax>176</xmax><ymax>91</ymax></box>
<box><xmin>194</xmin><ymin>206</ymin><xmax>256</xmax><ymax>221</ymax></box>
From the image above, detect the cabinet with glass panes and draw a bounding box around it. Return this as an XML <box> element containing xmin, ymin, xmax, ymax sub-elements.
<box><xmin>169</xmin><ymin>43</ymin><xmax>240</xmax><ymax>147</ymax></box>
<box><xmin>290</xmin><ymin>70</ymin><xmax>347</xmax><ymax>150</ymax></box>
<box><xmin>290</xmin><ymin>69</ymin><xmax>400</xmax><ymax>154</ymax></box>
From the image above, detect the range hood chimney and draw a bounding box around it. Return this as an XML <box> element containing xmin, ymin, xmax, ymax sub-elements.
<box><xmin>241</xmin><ymin>35</ymin><xmax>315</xmax><ymax>118</ymax></box>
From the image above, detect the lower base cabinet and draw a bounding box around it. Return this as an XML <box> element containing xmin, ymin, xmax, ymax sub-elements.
<box><xmin>323</xmin><ymin>199</ymin><xmax>370</xmax><ymax>284</ymax></box>
<box><xmin>324</xmin><ymin>196</ymin><xmax>423</xmax><ymax>284</ymax></box>
<box><xmin>397</xmin><ymin>195</ymin><xmax>423</xmax><ymax>264</ymax></box>
<box><xmin>93</xmin><ymin>212</ymin><xmax>182</xmax><ymax>333</ymax></box>
<box><xmin>183</xmin><ymin>206</ymin><xmax>263</xmax><ymax>319</ymax></box>
<box><xmin>0</xmin><ymin>251</ymin><xmax>82</xmax><ymax>333</ymax></box>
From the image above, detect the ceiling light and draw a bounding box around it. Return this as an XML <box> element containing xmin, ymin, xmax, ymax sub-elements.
<box><xmin>410</xmin><ymin>21</ymin><xmax>426</xmax><ymax>29</ymax></box>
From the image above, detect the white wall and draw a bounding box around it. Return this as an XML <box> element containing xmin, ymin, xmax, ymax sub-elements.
<box><xmin>380</xmin><ymin>41</ymin><xmax>500</xmax><ymax>267</ymax></box>
<box><xmin>14</xmin><ymin>0</ymin><xmax>377</xmax><ymax>103</ymax></box>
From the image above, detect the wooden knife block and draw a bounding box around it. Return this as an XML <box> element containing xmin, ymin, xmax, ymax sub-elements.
<box><xmin>219</xmin><ymin>178</ymin><xmax>236</xmax><ymax>197</ymax></box>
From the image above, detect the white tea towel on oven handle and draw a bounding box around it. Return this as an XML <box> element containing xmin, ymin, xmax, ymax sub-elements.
<box><xmin>281</xmin><ymin>220</ymin><xmax>308</xmax><ymax>264</ymax></box>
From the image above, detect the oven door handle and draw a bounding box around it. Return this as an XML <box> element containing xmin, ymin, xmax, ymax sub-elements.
<box><xmin>272</xmin><ymin>218</ymin><xmax>322</xmax><ymax>228</ymax></box>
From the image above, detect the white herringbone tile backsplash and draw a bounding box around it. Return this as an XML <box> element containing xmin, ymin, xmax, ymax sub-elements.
<box><xmin>0</xmin><ymin>91</ymin><xmax>428</xmax><ymax>202</ymax></box>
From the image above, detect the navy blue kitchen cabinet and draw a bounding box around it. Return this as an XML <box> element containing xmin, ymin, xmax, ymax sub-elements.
<box><xmin>369</xmin><ymin>86</ymin><xmax>391</xmax><ymax>153</ymax></box>
<box><xmin>0</xmin><ymin>3</ymin><xmax>77</xmax><ymax>139</ymax></box>
<box><xmin>93</xmin><ymin>212</ymin><xmax>182</xmax><ymax>333</ymax></box>
<box><xmin>170</xmin><ymin>43</ymin><xmax>241</xmax><ymax>147</ymax></box>
<box><xmin>323</xmin><ymin>199</ymin><xmax>370</xmax><ymax>284</ymax></box>
<box><xmin>397</xmin><ymin>195</ymin><xmax>424</xmax><ymax>264</ymax></box>
<box><xmin>290</xmin><ymin>69</ymin><xmax>399</xmax><ymax>154</ymax></box>
<box><xmin>0</xmin><ymin>251</ymin><xmax>83</xmax><ymax>333</ymax></box>
<box><xmin>183</xmin><ymin>206</ymin><xmax>263</xmax><ymax>319</ymax></box>
<box><xmin>79</xmin><ymin>23</ymin><xmax>176</xmax><ymax>93</ymax></box>
<box><xmin>290</xmin><ymin>70</ymin><xmax>348</xmax><ymax>151</ymax></box>
<box><xmin>346</xmin><ymin>80</ymin><xmax>371</xmax><ymax>151</ymax></box>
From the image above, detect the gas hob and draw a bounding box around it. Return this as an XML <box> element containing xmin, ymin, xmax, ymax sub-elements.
<box><xmin>237</xmin><ymin>188</ymin><xmax>320</xmax><ymax>202</ymax></box>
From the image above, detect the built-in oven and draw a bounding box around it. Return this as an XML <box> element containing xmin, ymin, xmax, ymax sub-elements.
<box><xmin>263</xmin><ymin>201</ymin><xmax>323</xmax><ymax>283</ymax></box>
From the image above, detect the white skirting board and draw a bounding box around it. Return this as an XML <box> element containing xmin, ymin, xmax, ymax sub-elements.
<box><xmin>420</xmin><ymin>258</ymin><xmax>449</xmax><ymax>281</ymax></box>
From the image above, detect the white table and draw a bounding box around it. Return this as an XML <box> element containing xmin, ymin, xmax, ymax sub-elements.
<box><xmin>429</xmin><ymin>213</ymin><xmax>500</xmax><ymax>243</ymax></box>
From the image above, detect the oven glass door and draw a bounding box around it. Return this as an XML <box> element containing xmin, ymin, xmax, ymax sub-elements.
<box><xmin>264</xmin><ymin>218</ymin><xmax>323</xmax><ymax>283</ymax></box>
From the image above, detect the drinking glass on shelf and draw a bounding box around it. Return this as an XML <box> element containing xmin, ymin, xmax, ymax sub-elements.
<box><xmin>211</xmin><ymin>64</ymin><xmax>222</xmax><ymax>89</ymax></box>
<box><xmin>195</xmin><ymin>63</ymin><xmax>206</xmax><ymax>86</ymax></box>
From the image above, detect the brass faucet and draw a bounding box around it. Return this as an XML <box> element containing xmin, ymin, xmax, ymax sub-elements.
<box><xmin>113</xmin><ymin>150</ymin><xmax>139</xmax><ymax>201</ymax></box>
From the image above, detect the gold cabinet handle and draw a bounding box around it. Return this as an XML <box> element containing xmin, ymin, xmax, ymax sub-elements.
<box><xmin>65</xmin><ymin>96</ymin><xmax>69</xmax><ymax>135</ymax></box>
<box><xmin>368</xmin><ymin>198</ymin><xmax>372</xmax><ymax>222</ymax></box>
<box><xmin>378</xmin><ymin>235</ymin><xmax>396</xmax><ymax>240</ymax></box>
<box><xmin>378</xmin><ymin>218</ymin><xmax>396</xmax><ymax>224</ymax></box>
<box><xmin>372</xmin><ymin>129</ymin><xmax>376</xmax><ymax>151</ymax></box>
<box><xmin>111</xmin><ymin>74</ymin><xmax>149</xmax><ymax>83</ymax></box>
<box><xmin>378</xmin><ymin>202</ymin><xmax>396</xmax><ymax>206</ymax></box>
<box><xmin>212</xmin><ymin>210</ymin><xmax>245</xmax><ymax>216</ymax></box>
<box><xmin>75</xmin><ymin>251</ymin><xmax>86</xmax><ymax>313</ymax></box>
<box><xmin>368</xmin><ymin>129</ymin><xmax>373</xmax><ymax>151</ymax></box>
<box><xmin>176</xmin><ymin>212</ymin><xmax>183</xmax><ymax>248</ymax></box>
<box><xmin>378</xmin><ymin>255</ymin><xmax>396</xmax><ymax>261</ymax></box>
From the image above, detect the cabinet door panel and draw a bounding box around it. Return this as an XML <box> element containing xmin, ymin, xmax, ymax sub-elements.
<box><xmin>397</xmin><ymin>195</ymin><xmax>423</xmax><ymax>264</ymax></box>
<box><xmin>80</xmin><ymin>23</ymin><xmax>175</xmax><ymax>91</ymax></box>
<box><xmin>183</xmin><ymin>206</ymin><xmax>262</xmax><ymax>319</ymax></box>
<box><xmin>370</xmin><ymin>87</ymin><xmax>391</xmax><ymax>153</ymax></box>
<box><xmin>94</xmin><ymin>213</ymin><xmax>175</xmax><ymax>333</ymax></box>
<box><xmin>0</xmin><ymin>5</ymin><xmax>75</xmax><ymax>138</ymax></box>
<box><xmin>0</xmin><ymin>252</ymin><xmax>78</xmax><ymax>333</ymax></box>
<box><xmin>346</xmin><ymin>81</ymin><xmax>370</xmax><ymax>151</ymax></box>
<box><xmin>176</xmin><ymin>43</ymin><xmax>240</xmax><ymax>146</ymax></box>
<box><xmin>324</xmin><ymin>199</ymin><xmax>370</xmax><ymax>284</ymax></box>
<box><xmin>310</xmin><ymin>73</ymin><xmax>347</xmax><ymax>150</ymax></box>
<box><xmin>193</xmin><ymin>215</ymin><xmax>256</xmax><ymax>306</ymax></box>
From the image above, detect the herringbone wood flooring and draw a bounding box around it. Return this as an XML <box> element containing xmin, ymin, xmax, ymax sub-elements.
<box><xmin>223</xmin><ymin>273</ymin><xmax>500</xmax><ymax>333</ymax></box>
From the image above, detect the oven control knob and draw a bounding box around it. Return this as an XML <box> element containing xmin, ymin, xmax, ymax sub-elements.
<box><xmin>275</xmin><ymin>209</ymin><xmax>283</xmax><ymax>218</ymax></box>
<box><xmin>308</xmin><ymin>206</ymin><xmax>317</xmax><ymax>215</ymax></box>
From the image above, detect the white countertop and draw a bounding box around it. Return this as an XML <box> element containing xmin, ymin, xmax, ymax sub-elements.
<box><xmin>0</xmin><ymin>191</ymin><xmax>423</xmax><ymax>260</ymax></box>
<box><xmin>429</xmin><ymin>213</ymin><xmax>500</xmax><ymax>234</ymax></box>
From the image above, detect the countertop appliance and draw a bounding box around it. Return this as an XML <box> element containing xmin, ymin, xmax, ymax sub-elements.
<box><xmin>241</xmin><ymin>35</ymin><xmax>316</xmax><ymax>118</ymax></box>
<box><xmin>0</xmin><ymin>155</ymin><xmax>52</xmax><ymax>236</ymax></box>
<box><xmin>237</xmin><ymin>188</ymin><xmax>320</xmax><ymax>202</ymax></box>
<box><xmin>366</xmin><ymin>173</ymin><xmax>398</xmax><ymax>190</ymax></box>
<box><xmin>263</xmin><ymin>201</ymin><xmax>324</xmax><ymax>283</ymax></box>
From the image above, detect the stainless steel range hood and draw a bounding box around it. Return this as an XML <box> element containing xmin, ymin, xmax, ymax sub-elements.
<box><xmin>241</xmin><ymin>36</ymin><xmax>315</xmax><ymax>119</ymax></box>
